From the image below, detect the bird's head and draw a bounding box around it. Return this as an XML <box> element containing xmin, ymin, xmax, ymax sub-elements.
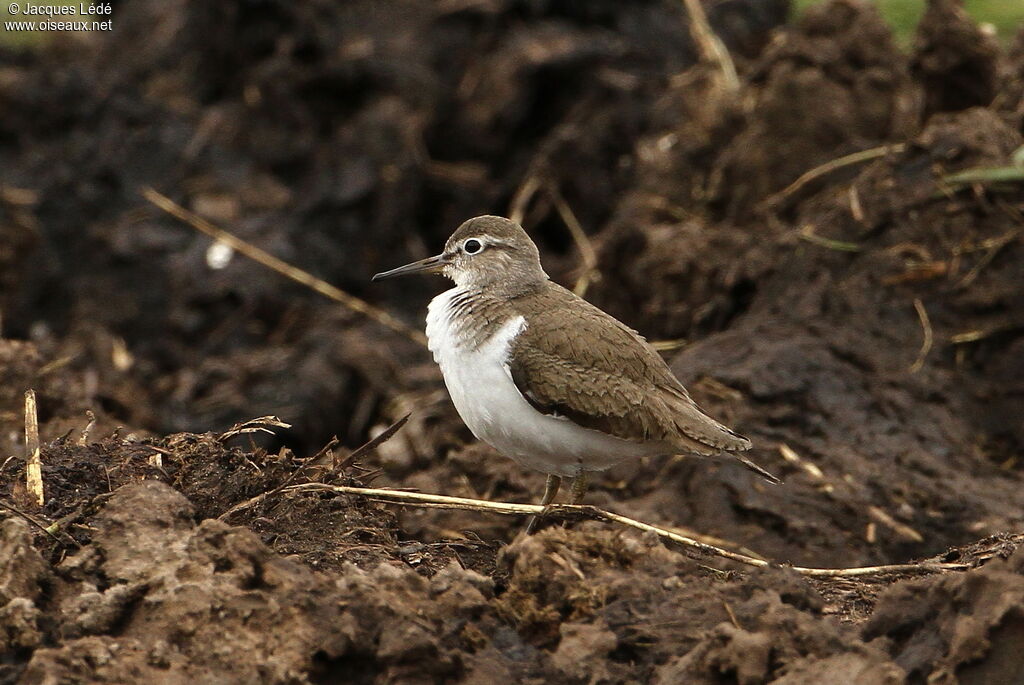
<box><xmin>372</xmin><ymin>215</ymin><xmax>548</xmax><ymax>292</ymax></box>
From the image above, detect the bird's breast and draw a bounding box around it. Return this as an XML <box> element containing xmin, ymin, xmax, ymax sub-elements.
<box><xmin>425</xmin><ymin>288</ymin><xmax>661</xmax><ymax>476</ymax></box>
<box><xmin>426</xmin><ymin>289</ymin><xmax>527</xmax><ymax>443</ymax></box>
<box><xmin>425</xmin><ymin>287</ymin><xmax>515</xmax><ymax>360</ymax></box>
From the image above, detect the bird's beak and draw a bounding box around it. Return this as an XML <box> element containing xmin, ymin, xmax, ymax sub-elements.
<box><xmin>371</xmin><ymin>253</ymin><xmax>449</xmax><ymax>281</ymax></box>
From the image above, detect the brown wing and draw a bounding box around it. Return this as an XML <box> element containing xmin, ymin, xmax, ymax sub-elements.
<box><xmin>507</xmin><ymin>284</ymin><xmax>752</xmax><ymax>456</ymax></box>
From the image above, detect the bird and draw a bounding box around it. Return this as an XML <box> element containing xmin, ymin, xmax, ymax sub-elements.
<box><xmin>373</xmin><ymin>215</ymin><xmax>776</xmax><ymax>529</ymax></box>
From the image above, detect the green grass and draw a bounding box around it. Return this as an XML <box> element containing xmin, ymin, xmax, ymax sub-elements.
<box><xmin>794</xmin><ymin>0</ymin><xmax>1023</xmax><ymax>44</ymax></box>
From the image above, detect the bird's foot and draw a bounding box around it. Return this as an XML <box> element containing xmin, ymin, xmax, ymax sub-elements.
<box><xmin>524</xmin><ymin>505</ymin><xmax>558</xmax><ymax>535</ymax></box>
<box><xmin>569</xmin><ymin>473</ymin><xmax>589</xmax><ymax>505</ymax></box>
<box><xmin>524</xmin><ymin>474</ymin><xmax>563</xmax><ymax>535</ymax></box>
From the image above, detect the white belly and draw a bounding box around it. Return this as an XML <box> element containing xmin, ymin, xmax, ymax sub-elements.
<box><xmin>426</xmin><ymin>288</ymin><xmax>664</xmax><ymax>477</ymax></box>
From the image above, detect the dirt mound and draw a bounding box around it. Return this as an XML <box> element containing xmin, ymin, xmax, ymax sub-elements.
<box><xmin>0</xmin><ymin>337</ymin><xmax>141</xmax><ymax>460</ymax></box>
<box><xmin>1</xmin><ymin>335</ymin><xmax>1021</xmax><ymax>682</ymax></box>
<box><xmin>625</xmin><ymin>107</ymin><xmax>1024</xmax><ymax>569</ymax></box>
<box><xmin>3</xmin><ymin>0</ymin><xmax>1024</xmax><ymax>682</ymax></box>
<box><xmin>8</xmin><ymin>481</ymin><xmax>448</xmax><ymax>683</ymax></box>
<box><xmin>912</xmin><ymin>0</ymin><xmax>1001</xmax><ymax>117</ymax></box>
<box><xmin>714</xmin><ymin>0</ymin><xmax>922</xmax><ymax>216</ymax></box>
<box><xmin>865</xmin><ymin>546</ymin><xmax>1024</xmax><ymax>683</ymax></box>
<box><xmin>2</xmin><ymin>469</ymin><xmax>1022</xmax><ymax>683</ymax></box>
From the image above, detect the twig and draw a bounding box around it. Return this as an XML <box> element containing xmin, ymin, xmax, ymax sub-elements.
<box><xmin>778</xmin><ymin>443</ymin><xmax>826</xmax><ymax>483</ymax></box>
<box><xmin>769</xmin><ymin>144</ymin><xmax>906</xmax><ymax>208</ymax></box>
<box><xmin>303</xmin><ymin>436</ymin><xmax>340</xmax><ymax>469</ymax></box>
<box><xmin>680</xmin><ymin>0</ymin><xmax>739</xmax><ymax>94</ymax></box>
<box><xmin>43</xmin><ymin>504</ymin><xmax>87</xmax><ymax>538</ymax></box>
<box><xmin>508</xmin><ymin>176</ymin><xmax>600</xmax><ymax>297</ymax></box>
<box><xmin>24</xmin><ymin>390</ymin><xmax>44</xmax><ymax>507</ymax></box>
<box><xmin>142</xmin><ymin>188</ymin><xmax>428</xmax><ymax>348</ymax></box>
<box><xmin>283</xmin><ymin>484</ymin><xmax>970</xmax><ymax>578</ymax></box>
<box><xmin>218</xmin><ymin>415</ymin><xmax>292</xmax><ymax>441</ymax></box>
<box><xmin>909</xmin><ymin>298</ymin><xmax>932</xmax><ymax>374</ymax></box>
<box><xmin>867</xmin><ymin>505</ymin><xmax>923</xmax><ymax>544</ymax></box>
<box><xmin>722</xmin><ymin>601</ymin><xmax>740</xmax><ymax>628</ymax></box>
<box><xmin>550</xmin><ymin>189</ymin><xmax>600</xmax><ymax>297</ymax></box>
<box><xmin>78</xmin><ymin>410</ymin><xmax>96</xmax><ymax>447</ymax></box>
<box><xmin>334</xmin><ymin>413</ymin><xmax>410</xmax><ymax>471</ymax></box>
<box><xmin>665</xmin><ymin>522</ymin><xmax>765</xmax><ymax>560</ymax></box>
<box><xmin>218</xmin><ymin>487</ymin><xmax>275</xmax><ymax>523</ymax></box>
<box><xmin>956</xmin><ymin>203</ymin><xmax>1024</xmax><ymax>289</ymax></box>
<box><xmin>951</xmin><ymin>329</ymin><xmax>988</xmax><ymax>344</ymax></box>
<box><xmin>508</xmin><ymin>175</ymin><xmax>543</xmax><ymax>226</ymax></box>
<box><xmin>955</xmin><ymin>228</ymin><xmax>1020</xmax><ymax>289</ymax></box>
<box><xmin>0</xmin><ymin>499</ymin><xmax>76</xmax><ymax>547</ymax></box>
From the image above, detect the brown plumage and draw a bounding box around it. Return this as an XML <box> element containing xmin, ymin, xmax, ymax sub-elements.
<box><xmin>373</xmin><ymin>215</ymin><xmax>778</xmax><ymax>517</ymax></box>
<box><xmin>506</xmin><ymin>283</ymin><xmax>751</xmax><ymax>455</ymax></box>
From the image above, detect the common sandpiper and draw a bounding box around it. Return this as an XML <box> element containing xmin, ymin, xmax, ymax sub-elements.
<box><xmin>373</xmin><ymin>216</ymin><xmax>776</xmax><ymax>529</ymax></box>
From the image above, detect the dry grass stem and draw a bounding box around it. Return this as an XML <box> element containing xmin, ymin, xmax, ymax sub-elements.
<box><xmin>550</xmin><ymin>189</ymin><xmax>600</xmax><ymax>296</ymax></box>
<box><xmin>951</xmin><ymin>330</ymin><xmax>984</xmax><ymax>344</ymax></box>
<box><xmin>285</xmin><ymin>483</ymin><xmax>970</xmax><ymax>578</ymax></box>
<box><xmin>798</xmin><ymin>224</ymin><xmax>862</xmax><ymax>252</ymax></box>
<box><xmin>651</xmin><ymin>338</ymin><xmax>689</xmax><ymax>352</ymax></box>
<box><xmin>680</xmin><ymin>0</ymin><xmax>739</xmax><ymax>94</ymax></box>
<box><xmin>665</xmin><ymin>523</ymin><xmax>766</xmax><ymax>560</ymax></box>
<box><xmin>333</xmin><ymin>413</ymin><xmax>410</xmax><ymax>471</ymax></box>
<box><xmin>0</xmin><ymin>499</ymin><xmax>70</xmax><ymax>546</ymax></box>
<box><xmin>867</xmin><ymin>505</ymin><xmax>924</xmax><ymax>543</ymax></box>
<box><xmin>218</xmin><ymin>415</ymin><xmax>292</xmax><ymax>441</ymax></box>
<box><xmin>78</xmin><ymin>410</ymin><xmax>97</xmax><ymax>447</ymax></box>
<box><xmin>848</xmin><ymin>186</ymin><xmax>865</xmax><ymax>222</ymax></box>
<box><xmin>722</xmin><ymin>601</ymin><xmax>740</xmax><ymax>628</ymax></box>
<box><xmin>24</xmin><ymin>389</ymin><xmax>44</xmax><ymax>507</ymax></box>
<box><xmin>771</xmin><ymin>144</ymin><xmax>906</xmax><ymax>207</ymax></box>
<box><xmin>778</xmin><ymin>443</ymin><xmax>826</xmax><ymax>482</ymax></box>
<box><xmin>950</xmin><ymin>327</ymin><xmax>1005</xmax><ymax>344</ymax></box>
<box><xmin>142</xmin><ymin>188</ymin><xmax>428</xmax><ymax>348</ymax></box>
<box><xmin>909</xmin><ymin>298</ymin><xmax>933</xmax><ymax>374</ymax></box>
<box><xmin>508</xmin><ymin>176</ymin><xmax>600</xmax><ymax>297</ymax></box>
<box><xmin>508</xmin><ymin>175</ymin><xmax>542</xmax><ymax>225</ymax></box>
<box><xmin>956</xmin><ymin>228</ymin><xmax>1020</xmax><ymax>288</ymax></box>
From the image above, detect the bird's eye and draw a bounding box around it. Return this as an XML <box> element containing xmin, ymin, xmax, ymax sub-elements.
<box><xmin>463</xmin><ymin>239</ymin><xmax>483</xmax><ymax>254</ymax></box>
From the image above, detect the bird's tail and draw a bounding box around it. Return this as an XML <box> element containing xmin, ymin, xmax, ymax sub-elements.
<box><xmin>731</xmin><ymin>453</ymin><xmax>782</xmax><ymax>484</ymax></box>
<box><xmin>658</xmin><ymin>385</ymin><xmax>780</xmax><ymax>483</ymax></box>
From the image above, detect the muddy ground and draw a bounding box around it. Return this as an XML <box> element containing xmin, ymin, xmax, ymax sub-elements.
<box><xmin>2</xmin><ymin>0</ymin><xmax>1024</xmax><ymax>682</ymax></box>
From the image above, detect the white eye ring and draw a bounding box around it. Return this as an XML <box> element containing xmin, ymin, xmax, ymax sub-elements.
<box><xmin>463</xmin><ymin>239</ymin><xmax>483</xmax><ymax>254</ymax></box>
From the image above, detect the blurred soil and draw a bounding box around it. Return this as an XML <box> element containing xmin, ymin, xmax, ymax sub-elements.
<box><xmin>2</xmin><ymin>0</ymin><xmax>1024</xmax><ymax>682</ymax></box>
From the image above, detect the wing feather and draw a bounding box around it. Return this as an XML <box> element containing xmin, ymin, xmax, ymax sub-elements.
<box><xmin>507</xmin><ymin>284</ymin><xmax>752</xmax><ymax>455</ymax></box>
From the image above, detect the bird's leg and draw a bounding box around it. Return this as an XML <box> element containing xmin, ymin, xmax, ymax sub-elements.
<box><xmin>569</xmin><ymin>473</ymin><xmax>589</xmax><ymax>505</ymax></box>
<box><xmin>525</xmin><ymin>474</ymin><xmax>561</xmax><ymax>534</ymax></box>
